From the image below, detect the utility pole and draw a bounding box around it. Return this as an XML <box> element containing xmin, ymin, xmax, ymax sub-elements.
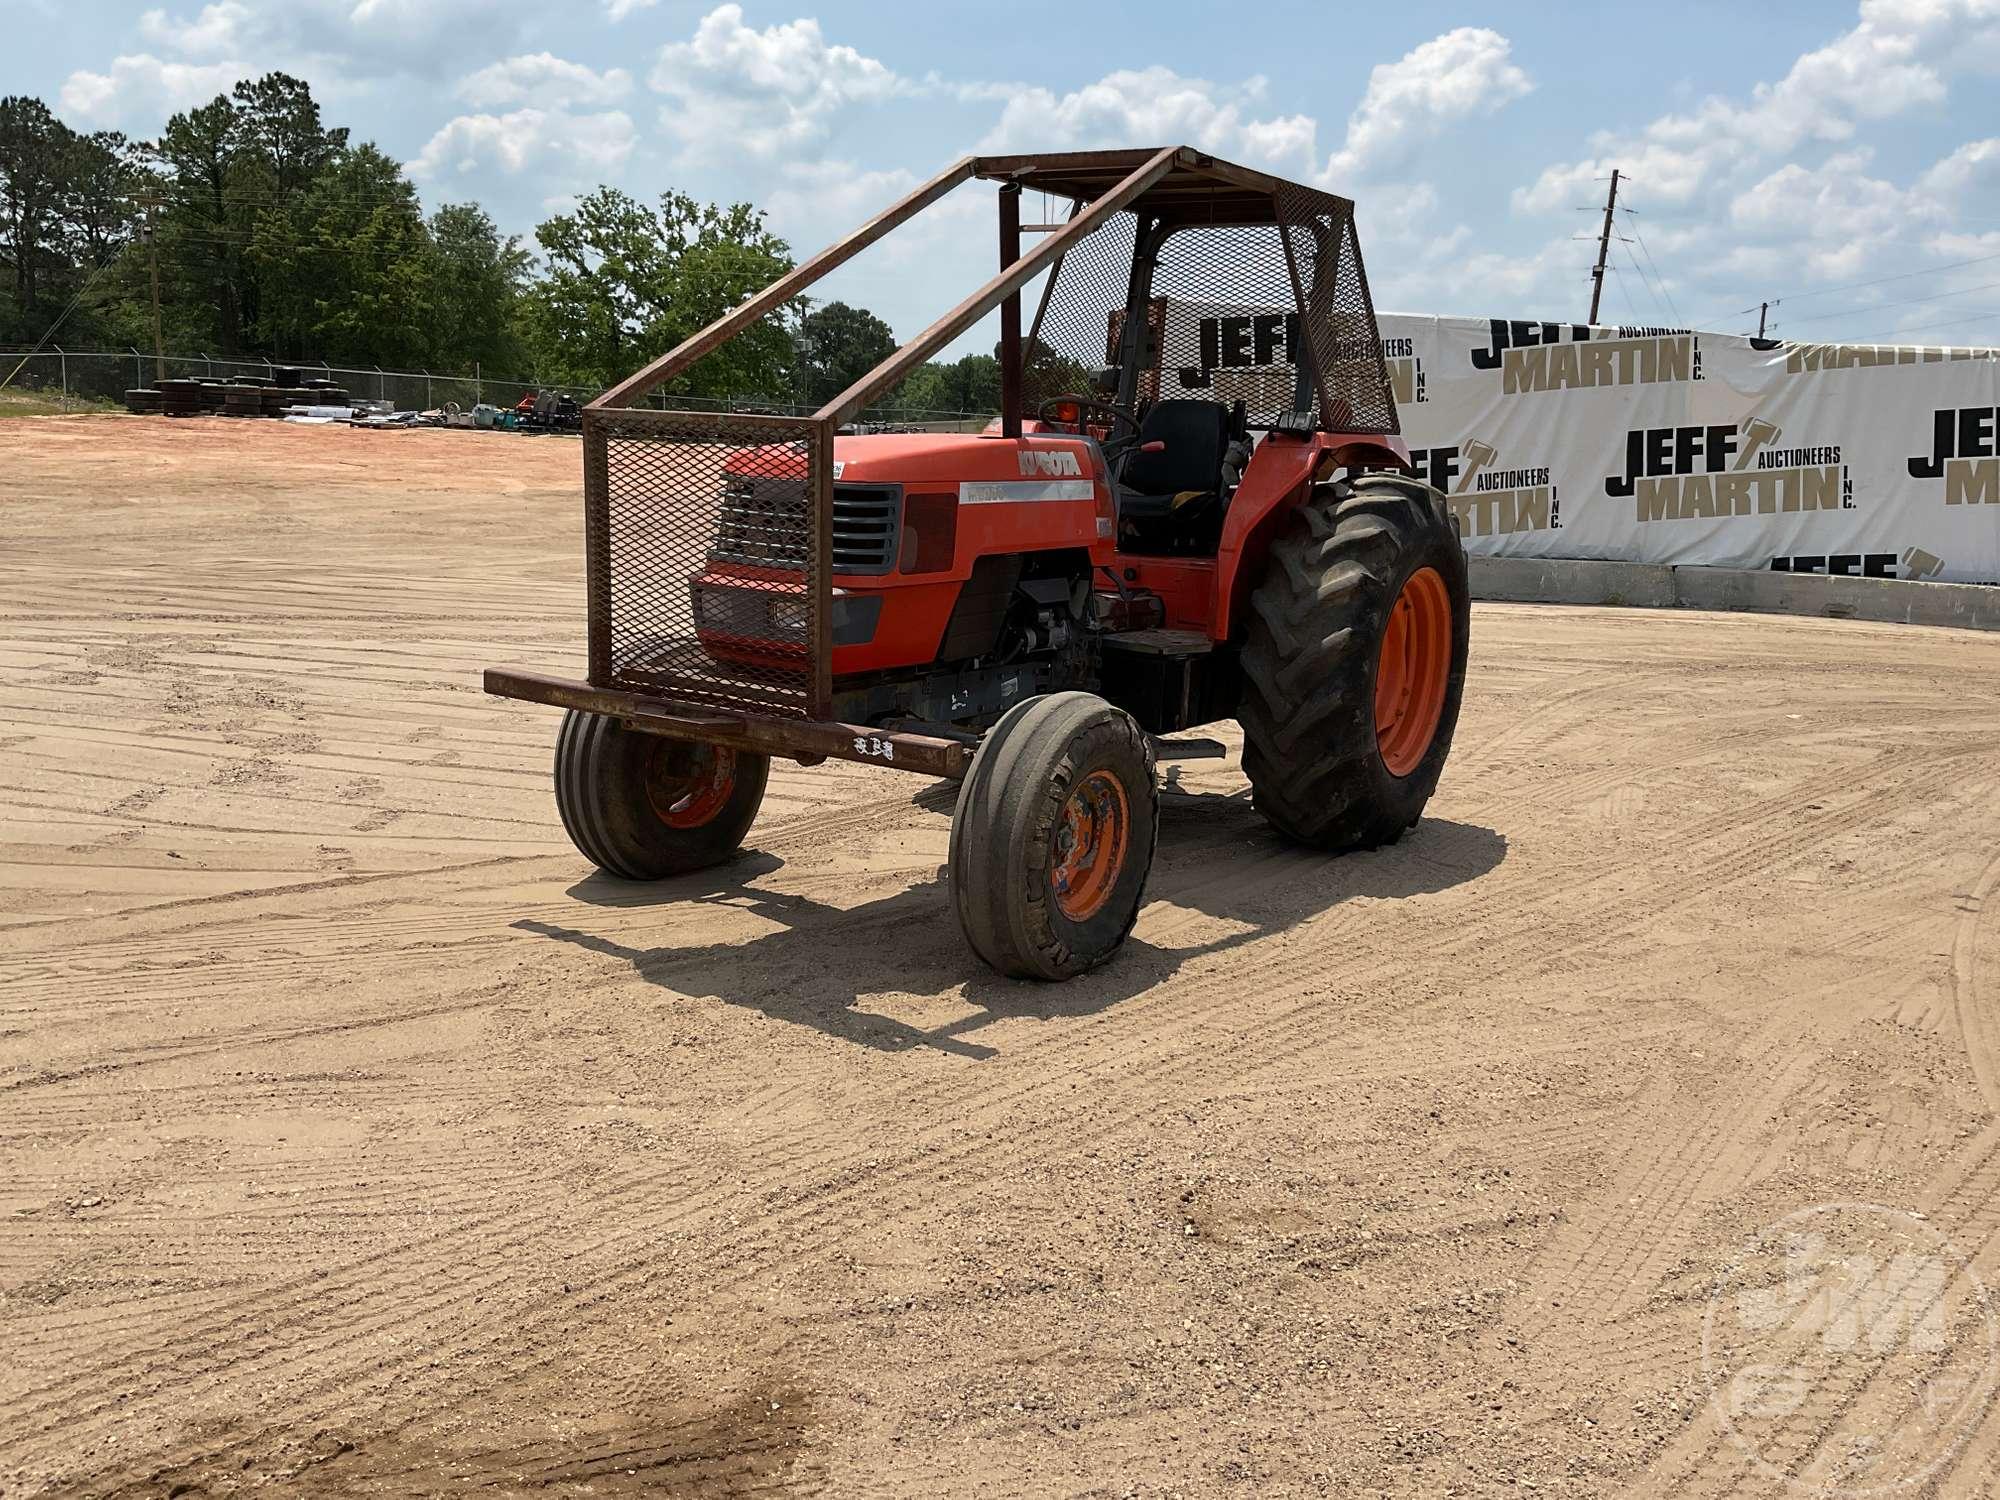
<box><xmin>1757</xmin><ymin>301</ymin><xmax>1770</xmax><ymax>338</ymax></box>
<box><xmin>1586</xmin><ymin>168</ymin><xmax>1621</xmax><ymax>326</ymax></box>
<box><xmin>142</xmin><ymin>194</ymin><xmax>164</xmax><ymax>382</ymax></box>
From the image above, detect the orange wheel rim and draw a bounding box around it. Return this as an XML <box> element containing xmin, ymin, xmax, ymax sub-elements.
<box><xmin>1374</xmin><ymin>567</ymin><xmax>1453</xmax><ymax>778</ymax></box>
<box><xmin>645</xmin><ymin>743</ymin><xmax>737</xmax><ymax>829</ymax></box>
<box><xmin>1051</xmin><ymin>770</ymin><xmax>1130</xmax><ymax>921</ymax></box>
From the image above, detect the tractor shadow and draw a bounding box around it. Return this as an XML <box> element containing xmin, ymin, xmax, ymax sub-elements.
<box><xmin>514</xmin><ymin>784</ymin><xmax>1507</xmax><ymax>1060</ymax></box>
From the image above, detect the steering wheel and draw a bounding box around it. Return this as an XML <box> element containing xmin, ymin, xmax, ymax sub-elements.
<box><xmin>1037</xmin><ymin>394</ymin><xmax>1143</xmax><ymax>453</ymax></box>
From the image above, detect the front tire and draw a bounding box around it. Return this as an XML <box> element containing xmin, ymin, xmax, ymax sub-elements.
<box><xmin>553</xmin><ymin>709</ymin><xmax>768</xmax><ymax>879</ymax></box>
<box><xmin>1238</xmin><ymin>472</ymin><xmax>1470</xmax><ymax>850</ymax></box>
<box><xmin>950</xmin><ymin>693</ymin><xmax>1158</xmax><ymax>980</ymax></box>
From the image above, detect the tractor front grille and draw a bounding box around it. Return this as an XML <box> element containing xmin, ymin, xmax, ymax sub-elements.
<box><xmin>829</xmin><ymin>484</ymin><xmax>900</xmax><ymax>574</ymax></box>
<box><xmin>712</xmin><ymin>474</ymin><xmax>809</xmax><ymax>568</ymax></box>
<box><xmin>709</xmin><ymin>479</ymin><xmax>900</xmax><ymax>575</ymax></box>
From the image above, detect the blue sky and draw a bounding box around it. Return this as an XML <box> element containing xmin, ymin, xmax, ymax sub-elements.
<box><xmin>12</xmin><ymin>0</ymin><xmax>2000</xmax><ymax>352</ymax></box>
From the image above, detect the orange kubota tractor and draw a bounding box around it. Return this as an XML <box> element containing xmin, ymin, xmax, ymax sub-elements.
<box><xmin>486</xmin><ymin>147</ymin><xmax>1469</xmax><ymax>979</ymax></box>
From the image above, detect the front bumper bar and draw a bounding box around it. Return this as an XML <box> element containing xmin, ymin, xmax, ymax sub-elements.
<box><xmin>484</xmin><ymin>667</ymin><xmax>971</xmax><ymax>779</ymax></box>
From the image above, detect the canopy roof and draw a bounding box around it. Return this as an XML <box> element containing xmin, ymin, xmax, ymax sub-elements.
<box><xmin>971</xmin><ymin>147</ymin><xmax>1350</xmax><ymax>226</ymax></box>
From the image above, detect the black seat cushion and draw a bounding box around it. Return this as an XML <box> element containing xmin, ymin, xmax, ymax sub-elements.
<box><xmin>1120</xmin><ymin>399</ymin><xmax>1230</xmax><ymax>498</ymax></box>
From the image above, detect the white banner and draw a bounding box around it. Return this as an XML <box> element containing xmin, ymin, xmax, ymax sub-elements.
<box><xmin>1376</xmin><ymin>314</ymin><xmax>2000</xmax><ymax>584</ymax></box>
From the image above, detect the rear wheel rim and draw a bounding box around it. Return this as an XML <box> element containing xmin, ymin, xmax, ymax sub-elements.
<box><xmin>1374</xmin><ymin>566</ymin><xmax>1453</xmax><ymax>778</ymax></box>
<box><xmin>644</xmin><ymin>742</ymin><xmax>737</xmax><ymax>829</ymax></box>
<box><xmin>1051</xmin><ymin>770</ymin><xmax>1130</xmax><ymax>921</ymax></box>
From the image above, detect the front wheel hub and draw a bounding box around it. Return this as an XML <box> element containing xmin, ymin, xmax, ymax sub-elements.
<box><xmin>1374</xmin><ymin>566</ymin><xmax>1453</xmax><ymax>778</ymax></box>
<box><xmin>645</xmin><ymin>741</ymin><xmax>738</xmax><ymax>828</ymax></box>
<box><xmin>1050</xmin><ymin>770</ymin><xmax>1131</xmax><ymax>921</ymax></box>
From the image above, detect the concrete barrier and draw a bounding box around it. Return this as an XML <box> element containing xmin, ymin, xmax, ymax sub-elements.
<box><xmin>1468</xmin><ymin>556</ymin><xmax>1676</xmax><ymax>609</ymax></box>
<box><xmin>1468</xmin><ymin>557</ymin><xmax>2000</xmax><ymax>633</ymax></box>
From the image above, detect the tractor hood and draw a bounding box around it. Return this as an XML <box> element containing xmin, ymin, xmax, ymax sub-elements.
<box><xmin>718</xmin><ymin>429</ymin><xmax>1109</xmax><ymax>492</ymax></box>
<box><xmin>832</xmin><ymin>430</ymin><xmax>1108</xmax><ymax>490</ymax></box>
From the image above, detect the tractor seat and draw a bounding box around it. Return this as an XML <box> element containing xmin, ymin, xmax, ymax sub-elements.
<box><xmin>1117</xmin><ymin>399</ymin><xmax>1233</xmax><ymax>521</ymax></box>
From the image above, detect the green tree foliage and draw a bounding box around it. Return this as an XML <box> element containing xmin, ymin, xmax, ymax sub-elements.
<box><xmin>519</xmin><ymin>187</ymin><xmax>795</xmax><ymax>396</ymax></box>
<box><xmin>425</xmin><ymin>203</ymin><xmax>530</xmax><ymax>375</ymax></box>
<box><xmin>888</xmin><ymin>352</ymin><xmax>1001</xmax><ymax>414</ymax></box>
<box><xmin>0</xmin><ymin>96</ymin><xmax>140</xmax><ymax>343</ymax></box>
<box><xmin>795</xmin><ymin>300</ymin><xmax>896</xmax><ymax>406</ymax></box>
<box><xmin>0</xmin><ymin>82</ymin><xmax>976</xmax><ymax>412</ymax></box>
<box><xmin>249</xmin><ymin>144</ymin><xmax>431</xmax><ymax>364</ymax></box>
<box><xmin>151</xmin><ymin>94</ymin><xmax>251</xmax><ymax>350</ymax></box>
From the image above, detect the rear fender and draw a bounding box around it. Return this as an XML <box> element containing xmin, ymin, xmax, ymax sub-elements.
<box><xmin>1212</xmin><ymin>436</ymin><xmax>1317</xmax><ymax>639</ymax></box>
<box><xmin>1212</xmin><ymin>431</ymin><xmax>1413</xmax><ymax>638</ymax></box>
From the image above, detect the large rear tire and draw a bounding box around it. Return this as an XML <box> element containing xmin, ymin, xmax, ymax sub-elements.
<box><xmin>553</xmin><ymin>709</ymin><xmax>768</xmax><ymax>879</ymax></box>
<box><xmin>950</xmin><ymin>692</ymin><xmax>1158</xmax><ymax>980</ymax></box>
<box><xmin>1238</xmin><ymin>472</ymin><xmax>1470</xmax><ymax>850</ymax></box>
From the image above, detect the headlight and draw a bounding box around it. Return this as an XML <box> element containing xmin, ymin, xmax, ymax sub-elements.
<box><xmin>769</xmin><ymin>598</ymin><xmax>808</xmax><ymax>633</ymax></box>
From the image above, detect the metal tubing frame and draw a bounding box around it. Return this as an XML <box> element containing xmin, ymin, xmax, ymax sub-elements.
<box><xmin>998</xmin><ymin>182</ymin><xmax>1023</xmax><ymax>440</ymax></box>
<box><xmin>485</xmin><ymin>667</ymin><xmax>971</xmax><ymax>779</ymax></box>
<box><xmin>816</xmin><ymin>146</ymin><xmax>1181</xmax><ymax>429</ymax></box>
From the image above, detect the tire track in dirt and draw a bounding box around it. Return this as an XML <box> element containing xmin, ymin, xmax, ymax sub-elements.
<box><xmin>7</xmin><ymin>464</ymin><xmax>1992</xmax><ymax>1496</ymax></box>
<box><xmin>1951</xmin><ymin>851</ymin><xmax>2000</xmax><ymax>1111</ymax></box>
<box><xmin>32</xmin><ymin>741</ymin><xmax>1979</xmax><ymax>1488</ymax></box>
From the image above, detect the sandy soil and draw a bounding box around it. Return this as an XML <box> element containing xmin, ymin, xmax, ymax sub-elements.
<box><xmin>4</xmin><ymin>414</ymin><xmax>2000</xmax><ymax>1497</ymax></box>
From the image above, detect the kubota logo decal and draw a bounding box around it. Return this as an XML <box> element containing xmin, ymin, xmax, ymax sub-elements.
<box><xmin>1018</xmin><ymin>449</ymin><xmax>1083</xmax><ymax>477</ymax></box>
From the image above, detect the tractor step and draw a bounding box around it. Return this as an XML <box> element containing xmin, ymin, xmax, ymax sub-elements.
<box><xmin>1101</xmin><ymin>628</ymin><xmax>1214</xmax><ymax>657</ymax></box>
<box><xmin>1150</xmin><ymin>735</ymin><xmax>1228</xmax><ymax>761</ymax></box>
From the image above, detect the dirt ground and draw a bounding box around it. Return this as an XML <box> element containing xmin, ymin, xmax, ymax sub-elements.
<box><xmin>5</xmin><ymin>415</ymin><xmax>2000</xmax><ymax>1498</ymax></box>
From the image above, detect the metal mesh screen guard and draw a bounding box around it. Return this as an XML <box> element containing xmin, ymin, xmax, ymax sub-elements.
<box><xmin>584</xmin><ymin>409</ymin><xmax>831</xmax><ymax>718</ymax></box>
<box><xmin>1023</xmin><ymin>185</ymin><xmax>1397</xmax><ymax>435</ymax></box>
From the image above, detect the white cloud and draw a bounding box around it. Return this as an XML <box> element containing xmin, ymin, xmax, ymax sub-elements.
<box><xmin>1461</xmin><ymin>0</ymin><xmax>2000</xmax><ymax>333</ymax></box>
<box><xmin>138</xmin><ymin>2</ymin><xmax>250</xmax><ymax>55</ymax></box>
<box><xmin>648</xmin><ymin>3</ymin><xmax>904</xmax><ymax>157</ymax></box>
<box><xmin>1515</xmin><ymin>0</ymin><xmax>2000</xmax><ymax>213</ymax></box>
<box><xmin>457</xmin><ymin>53</ymin><xmax>633</xmax><ymax>110</ymax></box>
<box><xmin>60</xmin><ymin>54</ymin><xmax>240</xmax><ymax>126</ymax></box>
<box><xmin>122</xmin><ymin>0</ymin><xmax>519</xmax><ymax>86</ymax></box>
<box><xmin>1320</xmin><ymin>27</ymin><xmax>1533</xmax><ymax>183</ymax></box>
<box><xmin>603</xmin><ymin>0</ymin><xmax>657</xmax><ymax>19</ymax></box>
<box><xmin>1919</xmin><ymin>136</ymin><xmax>2000</xmax><ymax>198</ymax></box>
<box><xmin>979</xmin><ymin>67</ymin><xmax>1316</xmax><ymax>172</ymax></box>
<box><xmin>411</xmin><ymin>107</ymin><xmax>638</xmax><ymax>179</ymax></box>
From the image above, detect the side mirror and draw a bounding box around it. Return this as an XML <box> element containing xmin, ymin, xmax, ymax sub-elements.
<box><xmin>1139</xmin><ymin>440</ymin><xmax>1166</xmax><ymax>454</ymax></box>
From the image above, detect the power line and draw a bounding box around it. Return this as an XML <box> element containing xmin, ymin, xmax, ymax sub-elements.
<box><xmin>0</xmin><ymin>238</ymin><xmax>133</xmax><ymax>391</ymax></box>
<box><xmin>1757</xmin><ymin>247</ymin><xmax>2000</xmax><ymax>307</ymax></box>
<box><xmin>1847</xmin><ymin>309</ymin><xmax>2000</xmax><ymax>342</ymax></box>
<box><xmin>1627</xmin><ymin>228</ymin><xmax>1683</xmax><ymax>324</ymax></box>
<box><xmin>1767</xmin><ymin>276</ymin><xmax>2000</xmax><ymax>330</ymax></box>
<box><xmin>1619</xmin><ymin>239</ymin><xmax>1672</xmax><ymax>323</ymax></box>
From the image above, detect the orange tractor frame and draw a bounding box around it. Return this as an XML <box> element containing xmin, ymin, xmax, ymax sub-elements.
<box><xmin>486</xmin><ymin>146</ymin><xmax>1470</xmax><ymax>978</ymax></box>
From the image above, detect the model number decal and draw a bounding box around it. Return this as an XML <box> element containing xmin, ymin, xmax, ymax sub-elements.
<box><xmin>852</xmin><ymin>735</ymin><xmax>895</xmax><ymax>762</ymax></box>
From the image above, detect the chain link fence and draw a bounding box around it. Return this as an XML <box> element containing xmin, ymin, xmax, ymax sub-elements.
<box><xmin>0</xmin><ymin>347</ymin><xmax>986</xmax><ymax>430</ymax></box>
